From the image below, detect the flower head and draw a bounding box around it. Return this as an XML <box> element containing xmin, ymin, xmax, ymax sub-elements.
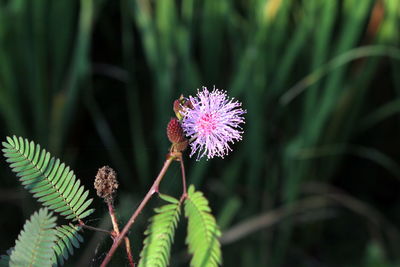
<box><xmin>180</xmin><ymin>87</ymin><xmax>246</xmax><ymax>160</ymax></box>
<box><xmin>94</xmin><ymin>166</ymin><xmax>119</xmax><ymax>203</ymax></box>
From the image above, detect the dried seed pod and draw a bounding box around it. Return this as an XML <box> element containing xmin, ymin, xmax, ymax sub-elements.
<box><xmin>94</xmin><ymin>166</ymin><xmax>119</xmax><ymax>203</ymax></box>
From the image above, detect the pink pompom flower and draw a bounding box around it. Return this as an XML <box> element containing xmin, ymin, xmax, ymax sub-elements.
<box><xmin>180</xmin><ymin>87</ymin><xmax>246</xmax><ymax>160</ymax></box>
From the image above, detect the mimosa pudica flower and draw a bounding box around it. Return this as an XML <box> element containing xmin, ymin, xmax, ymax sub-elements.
<box><xmin>180</xmin><ymin>87</ymin><xmax>246</xmax><ymax>160</ymax></box>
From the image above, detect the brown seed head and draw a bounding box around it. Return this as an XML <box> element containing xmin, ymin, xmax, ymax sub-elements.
<box><xmin>94</xmin><ymin>166</ymin><xmax>119</xmax><ymax>203</ymax></box>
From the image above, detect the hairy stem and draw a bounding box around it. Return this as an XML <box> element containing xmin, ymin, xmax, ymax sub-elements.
<box><xmin>108</xmin><ymin>202</ymin><xmax>135</xmax><ymax>267</ymax></box>
<box><xmin>100</xmin><ymin>156</ymin><xmax>175</xmax><ymax>266</ymax></box>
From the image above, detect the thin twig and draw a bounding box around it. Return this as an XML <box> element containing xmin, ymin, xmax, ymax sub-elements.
<box><xmin>178</xmin><ymin>154</ymin><xmax>187</xmax><ymax>202</ymax></box>
<box><xmin>77</xmin><ymin>216</ymin><xmax>111</xmax><ymax>266</ymax></box>
<box><xmin>124</xmin><ymin>237</ymin><xmax>134</xmax><ymax>266</ymax></box>
<box><xmin>108</xmin><ymin>202</ymin><xmax>120</xmax><ymax>236</ymax></box>
<box><xmin>100</xmin><ymin>156</ymin><xmax>175</xmax><ymax>266</ymax></box>
<box><xmin>78</xmin><ymin>221</ymin><xmax>112</xmax><ymax>235</ymax></box>
<box><xmin>108</xmin><ymin>202</ymin><xmax>135</xmax><ymax>267</ymax></box>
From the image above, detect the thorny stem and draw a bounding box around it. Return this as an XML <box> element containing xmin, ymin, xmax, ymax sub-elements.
<box><xmin>107</xmin><ymin>202</ymin><xmax>135</xmax><ymax>267</ymax></box>
<box><xmin>100</xmin><ymin>155</ymin><xmax>175</xmax><ymax>267</ymax></box>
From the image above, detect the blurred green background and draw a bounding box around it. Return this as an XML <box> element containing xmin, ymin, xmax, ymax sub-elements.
<box><xmin>1</xmin><ymin>0</ymin><xmax>400</xmax><ymax>266</ymax></box>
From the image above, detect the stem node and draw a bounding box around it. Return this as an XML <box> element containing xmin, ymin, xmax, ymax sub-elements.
<box><xmin>100</xmin><ymin>157</ymin><xmax>174</xmax><ymax>266</ymax></box>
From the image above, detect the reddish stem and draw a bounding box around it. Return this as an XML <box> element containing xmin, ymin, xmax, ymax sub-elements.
<box><xmin>178</xmin><ymin>154</ymin><xmax>187</xmax><ymax>202</ymax></box>
<box><xmin>100</xmin><ymin>157</ymin><xmax>175</xmax><ymax>266</ymax></box>
<box><xmin>123</xmin><ymin>237</ymin><xmax>135</xmax><ymax>266</ymax></box>
<box><xmin>107</xmin><ymin>202</ymin><xmax>135</xmax><ymax>267</ymax></box>
<box><xmin>108</xmin><ymin>202</ymin><xmax>119</xmax><ymax>236</ymax></box>
<box><xmin>78</xmin><ymin>220</ymin><xmax>111</xmax><ymax>234</ymax></box>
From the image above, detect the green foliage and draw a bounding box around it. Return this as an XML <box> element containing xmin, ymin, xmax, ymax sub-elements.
<box><xmin>138</xmin><ymin>194</ymin><xmax>181</xmax><ymax>267</ymax></box>
<box><xmin>52</xmin><ymin>224</ymin><xmax>84</xmax><ymax>266</ymax></box>
<box><xmin>3</xmin><ymin>210</ymin><xmax>84</xmax><ymax>267</ymax></box>
<box><xmin>1</xmin><ymin>136</ymin><xmax>90</xmax><ymax>265</ymax></box>
<box><xmin>1</xmin><ymin>0</ymin><xmax>400</xmax><ymax>266</ymax></box>
<box><xmin>9</xmin><ymin>208</ymin><xmax>57</xmax><ymax>267</ymax></box>
<box><xmin>0</xmin><ymin>255</ymin><xmax>10</xmax><ymax>267</ymax></box>
<box><xmin>184</xmin><ymin>185</ymin><xmax>222</xmax><ymax>267</ymax></box>
<box><xmin>2</xmin><ymin>136</ymin><xmax>94</xmax><ymax>221</ymax></box>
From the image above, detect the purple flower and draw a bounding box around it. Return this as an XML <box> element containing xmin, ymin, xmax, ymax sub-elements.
<box><xmin>180</xmin><ymin>87</ymin><xmax>246</xmax><ymax>160</ymax></box>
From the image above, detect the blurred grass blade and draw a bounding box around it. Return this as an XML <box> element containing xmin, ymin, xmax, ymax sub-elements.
<box><xmin>50</xmin><ymin>0</ymin><xmax>94</xmax><ymax>153</ymax></box>
<box><xmin>359</xmin><ymin>99</ymin><xmax>400</xmax><ymax>132</ymax></box>
<box><xmin>281</xmin><ymin>45</ymin><xmax>400</xmax><ymax>105</ymax></box>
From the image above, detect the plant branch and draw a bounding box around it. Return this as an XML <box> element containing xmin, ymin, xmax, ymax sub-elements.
<box><xmin>100</xmin><ymin>155</ymin><xmax>175</xmax><ymax>266</ymax></box>
<box><xmin>108</xmin><ymin>202</ymin><xmax>120</xmax><ymax>236</ymax></box>
<box><xmin>123</xmin><ymin>237</ymin><xmax>134</xmax><ymax>266</ymax></box>
<box><xmin>178</xmin><ymin>154</ymin><xmax>187</xmax><ymax>202</ymax></box>
<box><xmin>108</xmin><ymin>202</ymin><xmax>135</xmax><ymax>267</ymax></box>
<box><xmin>78</xmin><ymin>221</ymin><xmax>112</xmax><ymax>235</ymax></box>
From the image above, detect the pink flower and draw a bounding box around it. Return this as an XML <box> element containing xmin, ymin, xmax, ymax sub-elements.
<box><xmin>180</xmin><ymin>87</ymin><xmax>246</xmax><ymax>160</ymax></box>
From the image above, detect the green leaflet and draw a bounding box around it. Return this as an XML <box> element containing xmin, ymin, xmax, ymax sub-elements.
<box><xmin>184</xmin><ymin>185</ymin><xmax>222</xmax><ymax>267</ymax></box>
<box><xmin>9</xmin><ymin>208</ymin><xmax>57</xmax><ymax>267</ymax></box>
<box><xmin>52</xmin><ymin>224</ymin><xmax>84</xmax><ymax>266</ymax></box>
<box><xmin>4</xmin><ymin>210</ymin><xmax>83</xmax><ymax>267</ymax></box>
<box><xmin>2</xmin><ymin>136</ymin><xmax>94</xmax><ymax>221</ymax></box>
<box><xmin>139</xmin><ymin>195</ymin><xmax>181</xmax><ymax>267</ymax></box>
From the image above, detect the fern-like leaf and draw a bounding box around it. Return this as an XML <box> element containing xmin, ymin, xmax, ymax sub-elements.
<box><xmin>9</xmin><ymin>208</ymin><xmax>57</xmax><ymax>267</ymax></box>
<box><xmin>184</xmin><ymin>185</ymin><xmax>222</xmax><ymax>267</ymax></box>
<box><xmin>52</xmin><ymin>224</ymin><xmax>84</xmax><ymax>266</ymax></box>
<box><xmin>138</xmin><ymin>194</ymin><xmax>181</xmax><ymax>267</ymax></box>
<box><xmin>2</xmin><ymin>136</ymin><xmax>94</xmax><ymax>221</ymax></box>
<box><xmin>0</xmin><ymin>254</ymin><xmax>10</xmax><ymax>267</ymax></box>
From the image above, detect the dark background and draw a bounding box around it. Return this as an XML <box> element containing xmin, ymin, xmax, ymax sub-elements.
<box><xmin>1</xmin><ymin>0</ymin><xmax>400</xmax><ymax>266</ymax></box>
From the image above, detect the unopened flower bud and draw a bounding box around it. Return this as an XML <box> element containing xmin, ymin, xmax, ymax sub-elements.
<box><xmin>167</xmin><ymin>118</ymin><xmax>186</xmax><ymax>144</ymax></box>
<box><xmin>167</xmin><ymin>118</ymin><xmax>188</xmax><ymax>152</ymax></box>
<box><xmin>173</xmin><ymin>139</ymin><xmax>188</xmax><ymax>152</ymax></box>
<box><xmin>94</xmin><ymin>166</ymin><xmax>118</xmax><ymax>203</ymax></box>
